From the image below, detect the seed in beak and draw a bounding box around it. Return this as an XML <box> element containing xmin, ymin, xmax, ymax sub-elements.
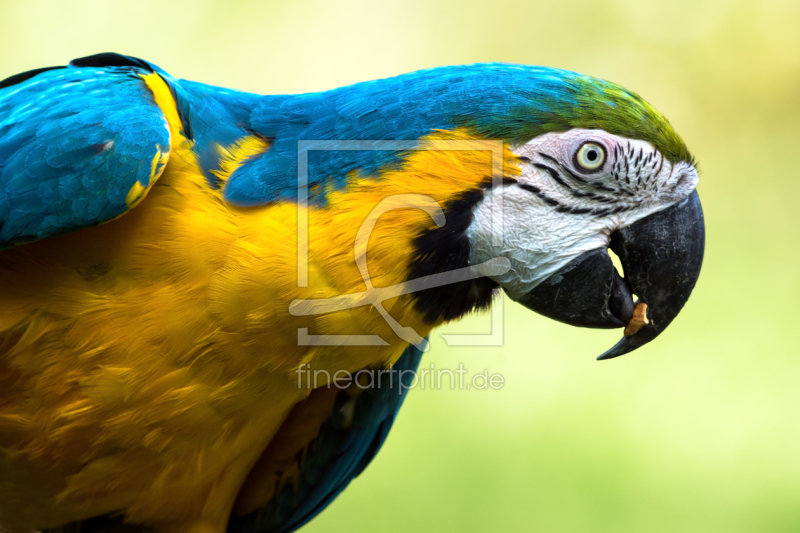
<box><xmin>624</xmin><ymin>302</ymin><xmax>650</xmax><ymax>337</ymax></box>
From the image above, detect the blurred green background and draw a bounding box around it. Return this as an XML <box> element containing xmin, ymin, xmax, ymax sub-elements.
<box><xmin>2</xmin><ymin>0</ymin><xmax>799</xmax><ymax>531</ymax></box>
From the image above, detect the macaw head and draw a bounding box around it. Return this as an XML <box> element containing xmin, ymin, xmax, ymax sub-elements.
<box><xmin>446</xmin><ymin>66</ymin><xmax>705</xmax><ymax>359</ymax></box>
<box><xmin>466</xmin><ymin>130</ymin><xmax>703</xmax><ymax>359</ymax></box>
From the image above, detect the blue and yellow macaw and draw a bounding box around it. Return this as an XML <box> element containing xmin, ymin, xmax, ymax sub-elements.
<box><xmin>0</xmin><ymin>53</ymin><xmax>704</xmax><ymax>533</ymax></box>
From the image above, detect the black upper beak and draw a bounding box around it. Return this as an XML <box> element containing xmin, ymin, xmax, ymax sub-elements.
<box><xmin>515</xmin><ymin>190</ymin><xmax>705</xmax><ymax>360</ymax></box>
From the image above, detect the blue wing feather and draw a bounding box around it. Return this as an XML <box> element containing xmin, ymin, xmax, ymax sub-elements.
<box><xmin>0</xmin><ymin>60</ymin><xmax>170</xmax><ymax>247</ymax></box>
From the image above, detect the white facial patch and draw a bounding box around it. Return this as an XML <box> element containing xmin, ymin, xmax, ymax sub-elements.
<box><xmin>467</xmin><ymin>129</ymin><xmax>699</xmax><ymax>300</ymax></box>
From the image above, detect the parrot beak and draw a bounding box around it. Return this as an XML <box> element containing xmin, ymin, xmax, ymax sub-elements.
<box><xmin>516</xmin><ymin>190</ymin><xmax>705</xmax><ymax>360</ymax></box>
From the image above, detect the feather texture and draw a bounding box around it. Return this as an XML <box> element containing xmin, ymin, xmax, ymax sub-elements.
<box><xmin>0</xmin><ymin>62</ymin><xmax>181</xmax><ymax>246</ymax></box>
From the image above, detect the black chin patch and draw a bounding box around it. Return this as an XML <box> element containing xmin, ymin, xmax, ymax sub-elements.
<box><xmin>408</xmin><ymin>180</ymin><xmax>513</xmax><ymax>324</ymax></box>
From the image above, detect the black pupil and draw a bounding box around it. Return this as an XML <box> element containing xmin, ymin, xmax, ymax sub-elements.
<box><xmin>587</xmin><ymin>149</ymin><xmax>598</xmax><ymax>161</ymax></box>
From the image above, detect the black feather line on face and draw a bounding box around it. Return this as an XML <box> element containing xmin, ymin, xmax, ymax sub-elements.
<box><xmin>408</xmin><ymin>178</ymin><xmax>509</xmax><ymax>324</ymax></box>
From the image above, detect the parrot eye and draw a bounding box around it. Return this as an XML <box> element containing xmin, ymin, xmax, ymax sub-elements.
<box><xmin>574</xmin><ymin>142</ymin><xmax>606</xmax><ymax>172</ymax></box>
